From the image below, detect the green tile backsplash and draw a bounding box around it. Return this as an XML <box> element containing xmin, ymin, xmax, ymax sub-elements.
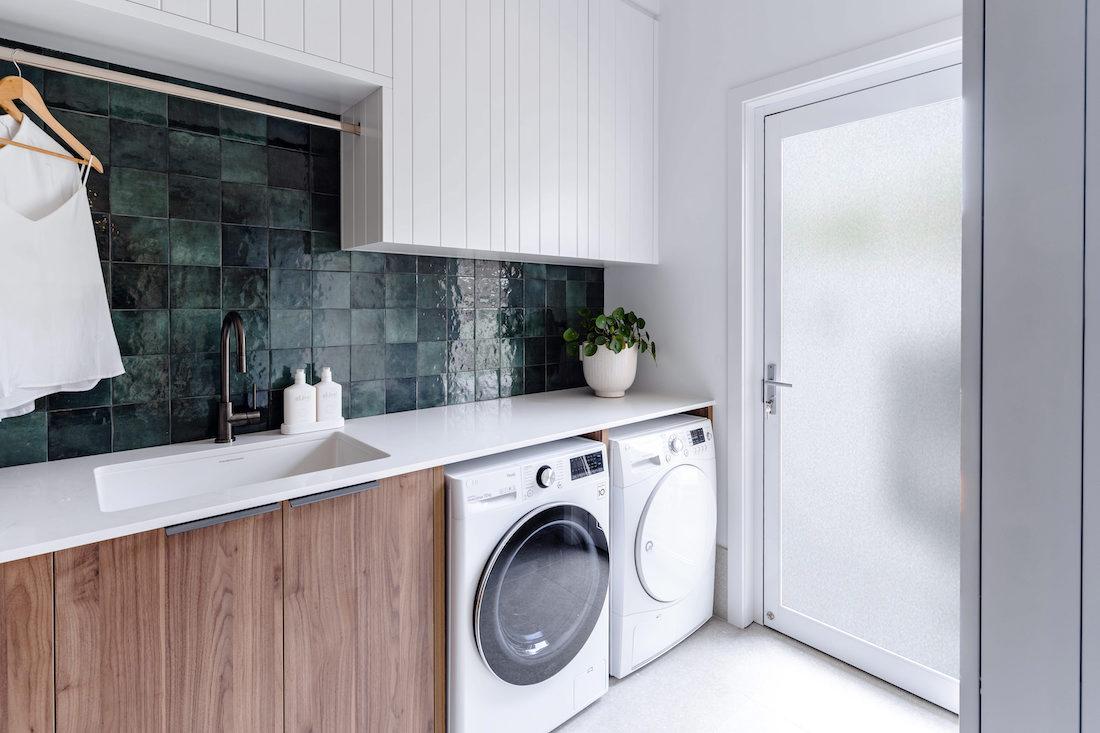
<box><xmin>0</xmin><ymin>42</ymin><xmax>601</xmax><ymax>469</ymax></box>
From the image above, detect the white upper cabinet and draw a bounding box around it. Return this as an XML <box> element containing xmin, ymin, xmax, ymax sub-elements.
<box><xmin>343</xmin><ymin>0</ymin><xmax>658</xmax><ymax>264</ymax></box>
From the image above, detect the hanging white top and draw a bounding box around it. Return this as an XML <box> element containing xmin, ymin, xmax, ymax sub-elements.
<box><xmin>0</xmin><ymin>115</ymin><xmax>124</xmax><ymax>419</ymax></box>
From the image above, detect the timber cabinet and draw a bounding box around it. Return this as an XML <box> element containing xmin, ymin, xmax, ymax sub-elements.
<box><xmin>0</xmin><ymin>466</ymin><xmax>444</xmax><ymax>733</ymax></box>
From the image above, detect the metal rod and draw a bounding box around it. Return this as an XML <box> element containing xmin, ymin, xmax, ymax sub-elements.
<box><xmin>164</xmin><ymin>502</ymin><xmax>280</xmax><ymax>536</ymax></box>
<box><xmin>1</xmin><ymin>45</ymin><xmax>361</xmax><ymax>135</ymax></box>
<box><xmin>289</xmin><ymin>480</ymin><xmax>380</xmax><ymax>508</ymax></box>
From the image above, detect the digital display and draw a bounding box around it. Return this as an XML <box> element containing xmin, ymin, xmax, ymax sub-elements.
<box><xmin>690</xmin><ymin>428</ymin><xmax>706</xmax><ymax>445</ymax></box>
<box><xmin>570</xmin><ymin>451</ymin><xmax>605</xmax><ymax>480</ymax></box>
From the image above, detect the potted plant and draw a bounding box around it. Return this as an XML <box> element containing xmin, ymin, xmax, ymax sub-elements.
<box><xmin>563</xmin><ymin>307</ymin><xmax>657</xmax><ymax>398</ymax></box>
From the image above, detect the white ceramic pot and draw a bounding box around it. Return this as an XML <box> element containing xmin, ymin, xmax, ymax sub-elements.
<box><xmin>580</xmin><ymin>343</ymin><xmax>639</xmax><ymax>398</ymax></box>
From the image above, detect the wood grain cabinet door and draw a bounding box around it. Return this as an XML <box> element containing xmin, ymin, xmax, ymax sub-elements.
<box><xmin>284</xmin><ymin>468</ymin><xmax>445</xmax><ymax>732</ymax></box>
<box><xmin>0</xmin><ymin>555</ymin><xmax>53</xmax><ymax>733</ymax></box>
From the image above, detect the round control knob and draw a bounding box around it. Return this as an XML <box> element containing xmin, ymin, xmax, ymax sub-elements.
<box><xmin>669</xmin><ymin>436</ymin><xmax>684</xmax><ymax>454</ymax></box>
<box><xmin>536</xmin><ymin>465</ymin><xmax>555</xmax><ymax>488</ymax></box>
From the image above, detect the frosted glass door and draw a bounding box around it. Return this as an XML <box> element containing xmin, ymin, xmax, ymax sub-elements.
<box><xmin>762</xmin><ymin>65</ymin><xmax>962</xmax><ymax>712</ymax></box>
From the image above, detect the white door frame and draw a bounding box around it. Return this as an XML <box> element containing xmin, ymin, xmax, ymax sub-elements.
<box><xmin>724</xmin><ymin>14</ymin><xmax>978</xmax><ymax>725</ymax></box>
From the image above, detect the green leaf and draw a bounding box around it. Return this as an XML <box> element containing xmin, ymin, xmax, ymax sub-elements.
<box><xmin>651</xmin><ymin>342</ymin><xmax>658</xmax><ymax>361</ymax></box>
<box><xmin>595</xmin><ymin>314</ymin><xmax>609</xmax><ymax>329</ymax></box>
<box><xmin>594</xmin><ymin>335</ymin><xmax>608</xmax><ymax>346</ymax></box>
<box><xmin>578</xmin><ymin>307</ymin><xmax>591</xmax><ymax>318</ymax></box>
<box><xmin>637</xmin><ymin>318</ymin><xmax>646</xmax><ymax>329</ymax></box>
<box><xmin>563</xmin><ymin>327</ymin><xmax>579</xmax><ymax>342</ymax></box>
<box><xmin>612</xmin><ymin>306</ymin><xmax>625</xmax><ymax>319</ymax></box>
<box><xmin>583</xmin><ymin>342</ymin><xmax>598</xmax><ymax>358</ymax></box>
<box><xmin>639</xmin><ymin>341</ymin><xmax>648</xmax><ymax>353</ymax></box>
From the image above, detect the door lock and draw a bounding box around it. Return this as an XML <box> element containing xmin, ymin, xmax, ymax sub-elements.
<box><xmin>762</xmin><ymin>363</ymin><xmax>793</xmax><ymax>416</ymax></box>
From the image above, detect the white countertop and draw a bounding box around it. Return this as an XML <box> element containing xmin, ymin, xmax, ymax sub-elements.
<box><xmin>0</xmin><ymin>388</ymin><xmax>712</xmax><ymax>564</ymax></box>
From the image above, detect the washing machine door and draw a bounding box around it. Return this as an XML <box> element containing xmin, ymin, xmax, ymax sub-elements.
<box><xmin>635</xmin><ymin>464</ymin><xmax>716</xmax><ymax>603</ymax></box>
<box><xmin>474</xmin><ymin>502</ymin><xmax>610</xmax><ymax>686</ymax></box>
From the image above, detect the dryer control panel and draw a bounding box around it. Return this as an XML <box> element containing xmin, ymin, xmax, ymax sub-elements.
<box><xmin>612</xmin><ymin>418</ymin><xmax>715</xmax><ymax>487</ymax></box>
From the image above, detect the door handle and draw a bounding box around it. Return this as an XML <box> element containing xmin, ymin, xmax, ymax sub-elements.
<box><xmin>763</xmin><ymin>364</ymin><xmax>792</xmax><ymax>416</ymax></box>
<box><xmin>289</xmin><ymin>480</ymin><xmax>380</xmax><ymax>508</ymax></box>
<box><xmin>165</xmin><ymin>502</ymin><xmax>280</xmax><ymax>536</ymax></box>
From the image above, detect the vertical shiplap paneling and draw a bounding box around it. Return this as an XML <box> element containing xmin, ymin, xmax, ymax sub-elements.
<box><xmin>504</xmin><ymin>0</ymin><xmax>520</xmax><ymax>251</ymax></box>
<box><xmin>613</xmin><ymin>0</ymin><xmax>631</xmax><ymax>263</ymax></box>
<box><xmin>237</xmin><ymin>0</ymin><xmax>263</xmax><ymax>37</ymax></box>
<box><xmin>538</xmin><ymin>0</ymin><xmax>560</xmax><ymax>255</ymax></box>
<box><xmin>440</xmin><ymin>0</ymin><xmax>468</xmax><ymax>248</ymax></box>
<box><xmin>305</xmin><ymin>0</ymin><xmax>341</xmax><ymax>60</ymax></box>
<box><xmin>210</xmin><ymin>0</ymin><xmax>236</xmax><ymax>30</ymax></box>
<box><xmin>381</xmin><ymin>85</ymin><xmax>395</xmax><ymax>243</ymax></box>
<box><xmin>577</xmin><ymin>0</ymin><xmax>590</xmax><ymax>259</ymax></box>
<box><xmin>265</xmin><ymin>0</ymin><xmax>305</xmax><ymax>50</ymax></box>
<box><xmin>558</xmin><ymin>0</ymin><xmax>579</xmax><ymax>258</ymax></box>
<box><xmin>518</xmin><ymin>0</ymin><xmax>541</xmax><ymax>254</ymax></box>
<box><xmin>374</xmin><ymin>0</ymin><xmax>393</xmax><ymax>75</ymax></box>
<box><xmin>162</xmin><ymin>0</ymin><xmax>209</xmax><ymax>22</ymax></box>
<box><xmin>392</xmin><ymin>0</ymin><xmax>414</xmax><ymax>242</ymax></box>
<box><xmin>412</xmin><ymin>0</ymin><xmax>442</xmax><ymax>245</ymax></box>
<box><xmin>340</xmin><ymin>0</ymin><xmax>374</xmax><ymax>69</ymax></box>
<box><xmin>467</xmin><ymin>0</ymin><xmax>493</xmax><ymax>250</ymax></box>
<box><xmin>598</xmin><ymin>0</ymin><xmax>616</xmax><ymax>261</ymax></box>
<box><xmin>628</xmin><ymin>7</ymin><xmax>655</xmax><ymax>263</ymax></box>
<box><xmin>489</xmin><ymin>0</ymin><xmax>506</xmax><ymax>251</ymax></box>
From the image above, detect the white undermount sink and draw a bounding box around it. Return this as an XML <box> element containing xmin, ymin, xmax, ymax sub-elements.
<box><xmin>94</xmin><ymin>432</ymin><xmax>388</xmax><ymax>512</ymax></box>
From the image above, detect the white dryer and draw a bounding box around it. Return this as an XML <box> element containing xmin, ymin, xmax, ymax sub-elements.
<box><xmin>608</xmin><ymin>414</ymin><xmax>717</xmax><ymax>678</ymax></box>
<box><xmin>446</xmin><ymin>437</ymin><xmax>611</xmax><ymax>733</ymax></box>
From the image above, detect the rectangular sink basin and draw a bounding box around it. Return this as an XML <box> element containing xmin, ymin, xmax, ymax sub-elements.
<box><xmin>95</xmin><ymin>432</ymin><xmax>388</xmax><ymax>512</ymax></box>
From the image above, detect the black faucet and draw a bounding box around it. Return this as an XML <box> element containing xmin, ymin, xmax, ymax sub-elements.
<box><xmin>216</xmin><ymin>311</ymin><xmax>263</xmax><ymax>443</ymax></box>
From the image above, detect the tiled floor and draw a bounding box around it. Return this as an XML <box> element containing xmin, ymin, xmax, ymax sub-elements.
<box><xmin>558</xmin><ymin>618</ymin><xmax>958</xmax><ymax>733</ymax></box>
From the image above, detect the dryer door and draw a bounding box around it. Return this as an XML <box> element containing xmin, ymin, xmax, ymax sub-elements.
<box><xmin>474</xmin><ymin>503</ymin><xmax>610</xmax><ymax>686</ymax></box>
<box><xmin>635</xmin><ymin>464</ymin><xmax>716</xmax><ymax>603</ymax></box>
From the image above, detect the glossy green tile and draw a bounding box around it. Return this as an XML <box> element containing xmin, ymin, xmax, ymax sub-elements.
<box><xmin>271</xmin><ymin>348</ymin><xmax>312</xmax><ymax>389</ymax></box>
<box><xmin>170</xmin><ymin>266</ymin><xmax>220</xmax><ymax>308</ymax></box>
<box><xmin>232</xmin><ymin>309</ymin><xmax>270</xmax><ymax>350</ymax></box>
<box><xmin>312</xmin><ymin>271</ymin><xmax>350</xmax><ymax>309</ymax></box>
<box><xmin>523</xmin><ymin>263</ymin><xmax>547</xmax><ymax>279</ymax></box>
<box><xmin>268</xmin><ymin>117</ymin><xmax>310</xmax><ymax>151</ymax></box>
<box><xmin>270</xmin><ymin>187</ymin><xmax>310</xmax><ymax>230</ymax></box>
<box><xmin>111</xmin><ymin>119</ymin><xmax>167</xmax><ymax>171</ymax></box>
<box><xmin>0</xmin><ymin>411</ymin><xmax>47</xmax><ymax>468</ymax></box>
<box><xmin>417</xmin><ymin>308</ymin><xmax>447</xmax><ymax>341</ymax></box>
<box><xmin>352</xmin><ymin>252</ymin><xmax>385</xmax><ymax>273</ymax></box>
<box><xmin>384</xmin><ymin>378</ymin><xmax>416</xmax><ymax>413</ymax></box>
<box><xmin>499</xmin><ymin>308</ymin><xmax>525</xmax><ymax>338</ymax></box>
<box><xmin>475</xmin><ymin>259</ymin><xmax>503</xmax><ymax>278</ymax></box>
<box><xmin>48</xmin><ymin>407</ymin><xmax>112</xmax><ymax>460</ymax></box>
<box><xmin>351</xmin><ymin>273</ymin><xmax>385</xmax><ymax>309</ymax></box>
<box><xmin>500</xmin><ymin>261</ymin><xmax>523</xmax><ymax>278</ymax></box>
<box><xmin>448</xmin><ymin>340</ymin><xmax>475</xmax><ymax>372</ymax></box>
<box><xmin>524</xmin><ymin>366</ymin><xmax>546</xmax><ymax>393</ymax></box>
<box><xmin>416</xmin><ymin>341</ymin><xmax>447</xmax><ymax>376</ymax></box>
<box><xmin>223</xmin><ymin>268</ymin><xmax>268</xmax><ymax>309</ymax></box>
<box><xmin>311</xmin><ymin>193</ymin><xmax>339</xmax><ymax>232</ymax></box>
<box><xmin>222</xmin><ymin>225</ymin><xmax>269</xmax><ymax>267</ymax></box>
<box><xmin>170</xmin><ymin>352</ymin><xmax>219</xmax><ymax>398</ymax></box>
<box><xmin>111</xmin><ymin>168</ymin><xmax>168</xmax><ymax>217</ymax></box>
<box><xmin>110</xmin><ymin>85</ymin><xmax>167</xmax><ymax>126</ymax></box>
<box><xmin>113</xmin><ymin>401</ymin><xmax>170</xmax><ymax>452</ymax></box>
<box><xmin>222</xmin><ymin>182</ymin><xmax>269</xmax><ymax>225</ymax></box>
<box><xmin>170</xmin><ymin>397</ymin><xmax>218</xmax><ymax>443</ymax></box>
<box><xmin>111</xmin><ymin>310</ymin><xmax>170</xmax><ymax>355</ymax></box>
<box><xmin>417</xmin><ymin>375</ymin><xmax>446</xmax><ymax>408</ymax></box>
<box><xmin>229</xmin><ymin>349</ymin><xmax>271</xmax><ymax>395</ymax></box>
<box><xmin>475</xmin><ymin>340</ymin><xmax>500</xmax><ymax>371</ymax></box>
<box><xmin>566</xmin><ymin>266</ymin><xmax>587</xmax><ymax>281</ymax></box>
<box><xmin>351</xmin><ymin>344</ymin><xmax>385</xmax><ymax>381</ymax></box>
<box><xmin>546</xmin><ymin>264</ymin><xmax>568</xmax><ymax>281</ymax></box>
<box><xmin>585</xmin><ymin>267</ymin><xmax>604</xmax><ymax>282</ymax></box>
<box><xmin>311</xmin><ymin>155</ymin><xmax>339</xmax><ymax>195</ymax></box>
<box><xmin>268</xmin><ymin>148</ymin><xmax>309</xmax><ymax>189</ymax></box>
<box><xmin>546</xmin><ymin>280</ymin><xmax>565</xmax><ymax>309</ymax></box>
<box><xmin>351</xmin><ymin>309</ymin><xmax>385</xmax><ymax>345</ymax></box>
<box><xmin>270</xmin><ymin>229</ymin><xmax>311</xmax><ymax>269</ymax></box>
<box><xmin>385</xmin><ymin>309</ymin><xmax>417</xmax><ymax>343</ymax></box>
<box><xmin>310</xmin><ymin>127</ymin><xmax>340</xmax><ymax>156</ymax></box>
<box><xmin>586</xmin><ymin>282</ymin><xmax>604</xmax><ymax>309</ymax></box>
<box><xmin>385</xmin><ymin>254</ymin><xmax>417</xmax><ymax>273</ymax></box>
<box><xmin>86</xmin><ymin>170</ymin><xmax>111</xmax><ymax>213</ymax></box>
<box><xmin>523</xmin><ymin>278</ymin><xmax>546</xmax><ymax>308</ymax></box>
<box><xmin>93</xmin><ymin>210</ymin><xmax>110</xmax><ymax>259</ymax></box>
<box><xmin>524</xmin><ymin>337</ymin><xmax>547</xmax><ymax>365</ymax></box>
<box><xmin>54</xmin><ymin>110</ymin><xmax>110</xmax><ymax>160</ymax></box>
<box><xmin>350</xmin><ymin>380</ymin><xmax>385</xmax><ymax>417</ymax></box>
<box><xmin>447</xmin><ymin>372</ymin><xmax>475</xmax><ymax>405</ymax></box>
<box><xmin>110</xmin><ymin>216</ymin><xmax>168</xmax><ymax>263</ymax></box>
<box><xmin>168</xmin><ymin>129</ymin><xmax>221</xmax><ymax>178</ymax></box>
<box><xmin>448</xmin><ymin>276</ymin><xmax>475</xmax><ymax>309</ymax></box>
<box><xmin>45</xmin><ymin>71</ymin><xmax>108</xmax><ymax>114</ymax></box>
<box><xmin>220</xmin><ymin>107</ymin><xmax>267</xmax><ymax>144</ymax></box>
<box><xmin>169</xmin><ymin>97</ymin><xmax>219</xmax><ymax>135</ymax></box>
<box><xmin>222</xmin><ymin>140</ymin><xmax>268</xmax><ymax>184</ymax></box>
<box><xmin>448</xmin><ymin>309</ymin><xmax>475</xmax><ymax>341</ymax></box>
<box><xmin>113</xmin><ymin>354</ymin><xmax>170</xmax><ymax>404</ymax></box>
<box><xmin>524</xmin><ymin>308</ymin><xmax>546</xmax><ymax>337</ymax></box>
<box><xmin>476</xmin><ymin>370</ymin><xmax>500</xmax><ymax>401</ymax></box>
<box><xmin>111</xmin><ymin>263</ymin><xmax>168</xmax><ymax>309</ymax></box>
<box><xmin>168</xmin><ymin>174</ymin><xmax>220</xmax><ymax>221</ymax></box>
<box><xmin>170</xmin><ymin>220</ymin><xmax>221</xmax><ymax>266</ymax></box>
<box><xmin>384</xmin><ymin>343</ymin><xmax>416</xmax><ymax>378</ymax></box>
<box><xmin>500</xmin><ymin>367</ymin><xmax>525</xmax><ymax>397</ymax></box>
<box><xmin>546</xmin><ymin>337</ymin><xmax>565</xmax><ymax>364</ymax></box>
<box><xmin>311</xmin><ymin>232</ymin><xmax>349</xmax><ymax>271</ymax></box>
<box><xmin>501</xmin><ymin>338</ymin><xmax>525</xmax><ymax>368</ymax></box>
<box><xmin>565</xmin><ymin>280</ymin><xmax>587</xmax><ymax>309</ymax></box>
<box><xmin>500</xmin><ymin>277</ymin><xmax>523</xmax><ymax>307</ymax></box>
<box><xmin>475</xmin><ymin>277</ymin><xmax>500</xmax><ymax>309</ymax></box>
<box><xmin>47</xmin><ymin>380</ymin><xmax>112</xmax><ymax>411</ymax></box>
<box><xmin>385</xmin><ymin>273</ymin><xmax>417</xmax><ymax>308</ymax></box>
<box><xmin>417</xmin><ymin>275</ymin><xmax>447</xmax><ymax>309</ymax></box>
<box><xmin>270</xmin><ymin>309</ymin><xmax>312</xmax><ymax>349</ymax></box>
<box><xmin>475</xmin><ymin>310</ymin><xmax>499</xmax><ymax>340</ymax></box>
<box><xmin>270</xmin><ymin>269</ymin><xmax>311</xmax><ymax>309</ymax></box>
<box><xmin>312</xmin><ymin>346</ymin><xmax>350</xmax><ymax>385</ymax></box>
<box><xmin>170</xmin><ymin>309</ymin><xmax>221</xmax><ymax>353</ymax></box>
<box><xmin>312</xmin><ymin>309</ymin><xmax>350</xmax><ymax>347</ymax></box>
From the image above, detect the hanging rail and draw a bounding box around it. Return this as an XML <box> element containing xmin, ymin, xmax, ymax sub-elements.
<box><xmin>0</xmin><ymin>45</ymin><xmax>361</xmax><ymax>135</ymax></box>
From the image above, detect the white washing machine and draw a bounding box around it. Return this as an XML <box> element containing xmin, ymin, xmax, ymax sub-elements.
<box><xmin>446</xmin><ymin>437</ymin><xmax>611</xmax><ymax>733</ymax></box>
<box><xmin>608</xmin><ymin>414</ymin><xmax>717</xmax><ymax>679</ymax></box>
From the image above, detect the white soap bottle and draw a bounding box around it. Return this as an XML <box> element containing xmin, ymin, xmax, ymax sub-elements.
<box><xmin>315</xmin><ymin>366</ymin><xmax>343</xmax><ymax>422</ymax></box>
<box><xmin>283</xmin><ymin>369</ymin><xmax>317</xmax><ymax>426</ymax></box>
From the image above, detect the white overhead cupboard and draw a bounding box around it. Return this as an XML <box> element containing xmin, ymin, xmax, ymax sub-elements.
<box><xmin>342</xmin><ymin>0</ymin><xmax>659</xmax><ymax>264</ymax></box>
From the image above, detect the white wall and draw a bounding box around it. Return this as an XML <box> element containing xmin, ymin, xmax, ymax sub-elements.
<box><xmin>604</xmin><ymin>0</ymin><xmax>961</xmax><ymax>550</ymax></box>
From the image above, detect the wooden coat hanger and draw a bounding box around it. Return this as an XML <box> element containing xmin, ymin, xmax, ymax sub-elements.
<box><xmin>0</xmin><ymin>59</ymin><xmax>103</xmax><ymax>174</ymax></box>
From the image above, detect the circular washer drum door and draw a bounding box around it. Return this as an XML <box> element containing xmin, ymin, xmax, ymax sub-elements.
<box><xmin>474</xmin><ymin>503</ymin><xmax>610</xmax><ymax>686</ymax></box>
<box><xmin>635</xmin><ymin>464</ymin><xmax>716</xmax><ymax>603</ymax></box>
